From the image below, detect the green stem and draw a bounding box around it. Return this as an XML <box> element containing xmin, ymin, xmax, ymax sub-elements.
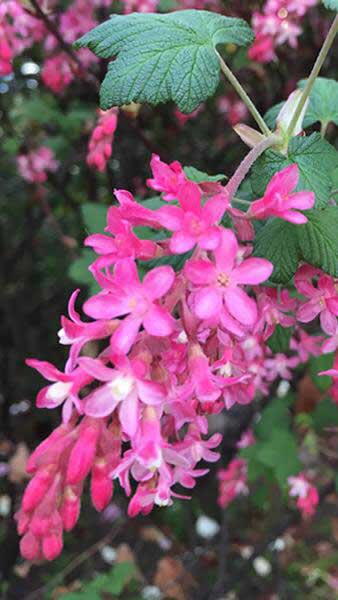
<box><xmin>216</xmin><ymin>51</ymin><xmax>271</xmax><ymax>137</ymax></box>
<box><xmin>320</xmin><ymin>121</ymin><xmax>329</xmax><ymax>138</ymax></box>
<box><xmin>233</xmin><ymin>197</ymin><xmax>251</xmax><ymax>207</ymax></box>
<box><xmin>225</xmin><ymin>134</ymin><xmax>279</xmax><ymax>203</ymax></box>
<box><xmin>287</xmin><ymin>14</ymin><xmax>338</xmax><ymax>138</ymax></box>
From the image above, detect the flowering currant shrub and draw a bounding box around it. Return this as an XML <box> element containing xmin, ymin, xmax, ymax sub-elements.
<box><xmin>1</xmin><ymin>0</ymin><xmax>338</xmax><ymax>571</ymax></box>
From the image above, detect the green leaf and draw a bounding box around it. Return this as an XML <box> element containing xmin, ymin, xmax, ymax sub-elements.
<box><xmin>309</xmin><ymin>353</ymin><xmax>334</xmax><ymax>392</ymax></box>
<box><xmin>256</xmin><ymin>430</ymin><xmax>301</xmax><ymax>488</ymax></box>
<box><xmin>68</xmin><ymin>249</ymin><xmax>99</xmax><ymax>295</ymax></box>
<box><xmin>322</xmin><ymin>0</ymin><xmax>338</xmax><ymax>10</ymax></box>
<box><xmin>251</xmin><ymin>133</ymin><xmax>338</xmax><ymax>209</ymax></box>
<box><xmin>183</xmin><ymin>165</ymin><xmax>226</xmax><ymax>183</ymax></box>
<box><xmin>254</xmin><ymin>396</ymin><xmax>292</xmax><ymax>440</ymax></box>
<box><xmin>138</xmin><ymin>251</ymin><xmax>192</xmax><ymax>279</ymax></box>
<box><xmin>264</xmin><ymin>78</ymin><xmax>338</xmax><ymax>129</ymax></box>
<box><xmin>297</xmin><ymin>207</ymin><xmax>338</xmax><ymax>277</ymax></box>
<box><xmin>267</xmin><ymin>325</ymin><xmax>293</xmax><ymax>353</ymax></box>
<box><xmin>253</xmin><ymin>219</ymin><xmax>300</xmax><ymax>284</ymax></box>
<box><xmin>312</xmin><ymin>397</ymin><xmax>338</xmax><ymax>431</ymax></box>
<box><xmin>298</xmin><ymin>78</ymin><xmax>338</xmax><ymax>127</ymax></box>
<box><xmin>75</xmin><ymin>10</ymin><xmax>253</xmax><ymax>113</ymax></box>
<box><xmin>81</xmin><ymin>203</ymin><xmax>107</xmax><ymax>234</ymax></box>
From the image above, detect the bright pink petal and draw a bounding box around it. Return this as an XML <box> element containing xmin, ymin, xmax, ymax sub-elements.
<box><xmin>184</xmin><ymin>259</ymin><xmax>216</xmax><ymax>285</ymax></box>
<box><xmin>297</xmin><ymin>300</ymin><xmax>321</xmax><ymax>323</ymax></box>
<box><xmin>214</xmin><ymin>229</ymin><xmax>238</xmax><ymax>272</ymax></box>
<box><xmin>199</xmin><ymin>226</ymin><xmax>221</xmax><ymax>250</ymax></box>
<box><xmin>84</xmin><ymin>292</ymin><xmax>130</xmax><ymax>319</ymax></box>
<box><xmin>84</xmin><ymin>385</ymin><xmax>119</xmax><ymax>418</ymax></box>
<box><xmin>114</xmin><ymin>258</ymin><xmax>139</xmax><ymax>286</ymax></box>
<box><xmin>285</xmin><ymin>191</ymin><xmax>315</xmax><ymax>210</ymax></box>
<box><xmin>266</xmin><ymin>164</ymin><xmax>299</xmax><ymax>197</ymax></box>
<box><xmin>156</xmin><ymin>205</ymin><xmax>183</xmax><ymax>231</ymax></box>
<box><xmin>67</xmin><ymin>289</ymin><xmax>82</xmax><ymax>324</ymax></box>
<box><xmin>320</xmin><ymin>310</ymin><xmax>337</xmax><ymax>336</ymax></box>
<box><xmin>219</xmin><ymin>309</ymin><xmax>246</xmax><ymax>337</ymax></box>
<box><xmin>26</xmin><ymin>359</ymin><xmax>68</xmax><ymax>382</ymax></box>
<box><xmin>327</xmin><ymin>297</ymin><xmax>338</xmax><ymax>315</ymax></box>
<box><xmin>224</xmin><ymin>286</ymin><xmax>257</xmax><ymax>326</ymax></box>
<box><xmin>170</xmin><ymin>231</ymin><xmax>196</xmax><ymax>253</ymax></box>
<box><xmin>203</xmin><ymin>194</ymin><xmax>228</xmax><ymax>224</ymax></box>
<box><xmin>177</xmin><ymin>181</ymin><xmax>201</xmax><ymax>213</ymax></box>
<box><xmin>143</xmin><ymin>305</ymin><xmax>175</xmax><ymax>336</ymax></box>
<box><xmin>281</xmin><ymin>210</ymin><xmax>308</xmax><ymax>224</ymax></box>
<box><xmin>143</xmin><ymin>266</ymin><xmax>175</xmax><ymax>300</ymax></box>
<box><xmin>193</xmin><ymin>287</ymin><xmax>222</xmax><ymax>320</ymax></box>
<box><xmin>233</xmin><ymin>258</ymin><xmax>273</xmax><ymax>285</ymax></box>
<box><xmin>84</xmin><ymin>234</ymin><xmax>115</xmax><ymax>254</ymax></box>
<box><xmin>111</xmin><ymin>316</ymin><xmax>142</xmax><ymax>354</ymax></box>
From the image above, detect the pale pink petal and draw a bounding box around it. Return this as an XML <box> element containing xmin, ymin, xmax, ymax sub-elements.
<box><xmin>233</xmin><ymin>258</ymin><xmax>273</xmax><ymax>285</ymax></box>
<box><xmin>170</xmin><ymin>231</ymin><xmax>196</xmax><ymax>253</ymax></box>
<box><xmin>36</xmin><ymin>386</ymin><xmax>66</xmax><ymax>408</ymax></box>
<box><xmin>114</xmin><ymin>258</ymin><xmax>139</xmax><ymax>286</ymax></box>
<box><xmin>319</xmin><ymin>369</ymin><xmax>338</xmax><ymax>377</ymax></box>
<box><xmin>137</xmin><ymin>380</ymin><xmax>165</xmax><ymax>404</ymax></box>
<box><xmin>219</xmin><ymin>309</ymin><xmax>246</xmax><ymax>336</ymax></box>
<box><xmin>78</xmin><ymin>357</ymin><xmax>116</xmax><ymax>381</ymax></box>
<box><xmin>67</xmin><ymin>289</ymin><xmax>82</xmax><ymax>324</ymax></box>
<box><xmin>84</xmin><ymin>385</ymin><xmax>119</xmax><ymax>418</ymax></box>
<box><xmin>214</xmin><ymin>229</ymin><xmax>238</xmax><ymax>271</ymax></box>
<box><xmin>184</xmin><ymin>259</ymin><xmax>216</xmax><ymax>285</ymax></box>
<box><xmin>143</xmin><ymin>265</ymin><xmax>175</xmax><ymax>300</ymax></box>
<box><xmin>193</xmin><ymin>287</ymin><xmax>222</xmax><ymax>320</ymax></box>
<box><xmin>224</xmin><ymin>286</ymin><xmax>257</xmax><ymax>326</ymax></box>
<box><xmin>143</xmin><ymin>305</ymin><xmax>175</xmax><ymax>336</ymax></box>
<box><xmin>119</xmin><ymin>390</ymin><xmax>139</xmax><ymax>437</ymax></box>
<box><xmin>111</xmin><ymin>316</ymin><xmax>142</xmax><ymax>354</ymax></box>
<box><xmin>156</xmin><ymin>205</ymin><xmax>183</xmax><ymax>231</ymax></box>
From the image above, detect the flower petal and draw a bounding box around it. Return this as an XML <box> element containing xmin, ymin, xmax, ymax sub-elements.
<box><xmin>224</xmin><ymin>286</ymin><xmax>257</xmax><ymax>326</ymax></box>
<box><xmin>214</xmin><ymin>229</ymin><xmax>238</xmax><ymax>272</ymax></box>
<box><xmin>143</xmin><ymin>265</ymin><xmax>175</xmax><ymax>300</ymax></box>
<box><xmin>143</xmin><ymin>305</ymin><xmax>175</xmax><ymax>336</ymax></box>
<box><xmin>170</xmin><ymin>231</ymin><xmax>196</xmax><ymax>253</ymax></box>
<box><xmin>111</xmin><ymin>316</ymin><xmax>142</xmax><ymax>354</ymax></box>
<box><xmin>119</xmin><ymin>390</ymin><xmax>139</xmax><ymax>437</ymax></box>
<box><xmin>193</xmin><ymin>287</ymin><xmax>222</xmax><ymax>320</ymax></box>
<box><xmin>234</xmin><ymin>257</ymin><xmax>273</xmax><ymax>285</ymax></box>
<box><xmin>84</xmin><ymin>385</ymin><xmax>119</xmax><ymax>418</ymax></box>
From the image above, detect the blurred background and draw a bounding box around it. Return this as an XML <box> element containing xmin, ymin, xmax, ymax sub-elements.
<box><xmin>0</xmin><ymin>1</ymin><xmax>338</xmax><ymax>598</ymax></box>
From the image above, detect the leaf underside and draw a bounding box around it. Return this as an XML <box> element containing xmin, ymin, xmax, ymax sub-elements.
<box><xmin>75</xmin><ymin>10</ymin><xmax>253</xmax><ymax>113</ymax></box>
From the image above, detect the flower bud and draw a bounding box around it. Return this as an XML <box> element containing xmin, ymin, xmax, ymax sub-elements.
<box><xmin>60</xmin><ymin>486</ymin><xmax>81</xmax><ymax>531</ymax></box>
<box><xmin>66</xmin><ymin>421</ymin><xmax>99</xmax><ymax>485</ymax></box>
<box><xmin>42</xmin><ymin>532</ymin><xmax>63</xmax><ymax>561</ymax></box>
<box><xmin>22</xmin><ymin>468</ymin><xmax>54</xmax><ymax>512</ymax></box>
<box><xmin>91</xmin><ymin>460</ymin><xmax>113</xmax><ymax>511</ymax></box>
<box><xmin>20</xmin><ymin>532</ymin><xmax>40</xmax><ymax>561</ymax></box>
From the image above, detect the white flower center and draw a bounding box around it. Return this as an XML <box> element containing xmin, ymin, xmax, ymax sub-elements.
<box><xmin>109</xmin><ymin>374</ymin><xmax>134</xmax><ymax>400</ymax></box>
<box><xmin>47</xmin><ymin>381</ymin><xmax>72</xmax><ymax>401</ymax></box>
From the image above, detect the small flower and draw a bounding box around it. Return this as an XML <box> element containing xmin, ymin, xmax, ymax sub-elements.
<box><xmin>249</xmin><ymin>165</ymin><xmax>315</xmax><ymax>224</ymax></box>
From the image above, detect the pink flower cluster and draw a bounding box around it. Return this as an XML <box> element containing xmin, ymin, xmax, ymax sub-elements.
<box><xmin>17</xmin><ymin>147</ymin><xmax>59</xmax><ymax>184</ymax></box>
<box><xmin>217</xmin><ymin>459</ymin><xmax>249</xmax><ymax>508</ymax></box>
<box><xmin>19</xmin><ymin>153</ymin><xmax>337</xmax><ymax>562</ymax></box>
<box><xmin>288</xmin><ymin>472</ymin><xmax>319</xmax><ymax>518</ymax></box>
<box><xmin>87</xmin><ymin>108</ymin><xmax>119</xmax><ymax>172</ymax></box>
<box><xmin>249</xmin><ymin>0</ymin><xmax>317</xmax><ymax>63</ymax></box>
<box><xmin>217</xmin><ymin>95</ymin><xmax>248</xmax><ymax>127</ymax></box>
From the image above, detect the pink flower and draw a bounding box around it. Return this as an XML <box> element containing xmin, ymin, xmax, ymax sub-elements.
<box><xmin>26</xmin><ymin>359</ymin><xmax>91</xmax><ymax>423</ymax></box>
<box><xmin>41</xmin><ymin>53</ymin><xmax>74</xmax><ymax>93</ymax></box>
<box><xmin>288</xmin><ymin>473</ymin><xmax>319</xmax><ymax>518</ymax></box>
<box><xmin>295</xmin><ymin>265</ymin><xmax>338</xmax><ymax>335</ymax></box>
<box><xmin>185</xmin><ymin>229</ymin><xmax>273</xmax><ymax>328</ymax></box>
<box><xmin>156</xmin><ymin>181</ymin><xmax>227</xmax><ymax>253</ymax></box>
<box><xmin>217</xmin><ymin>459</ymin><xmax>248</xmax><ymax>509</ymax></box>
<box><xmin>248</xmin><ymin>165</ymin><xmax>315</xmax><ymax>224</ymax></box>
<box><xmin>17</xmin><ymin>147</ymin><xmax>59</xmax><ymax>184</ymax></box>
<box><xmin>319</xmin><ymin>353</ymin><xmax>338</xmax><ymax>405</ymax></box>
<box><xmin>85</xmin><ymin>205</ymin><xmax>156</xmax><ymax>268</ymax></box>
<box><xmin>84</xmin><ymin>259</ymin><xmax>176</xmax><ymax>353</ymax></box>
<box><xmin>87</xmin><ymin>109</ymin><xmax>118</xmax><ymax>172</ymax></box>
<box><xmin>146</xmin><ymin>154</ymin><xmax>187</xmax><ymax>201</ymax></box>
<box><xmin>249</xmin><ymin>33</ymin><xmax>276</xmax><ymax>63</ymax></box>
<box><xmin>79</xmin><ymin>355</ymin><xmax>165</xmax><ymax>437</ymax></box>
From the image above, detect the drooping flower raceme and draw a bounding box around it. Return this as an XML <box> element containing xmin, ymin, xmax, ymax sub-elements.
<box><xmin>19</xmin><ymin>153</ymin><xmax>332</xmax><ymax>563</ymax></box>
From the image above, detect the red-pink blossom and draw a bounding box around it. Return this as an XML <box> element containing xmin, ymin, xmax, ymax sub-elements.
<box><xmin>147</xmin><ymin>154</ymin><xmax>187</xmax><ymax>201</ymax></box>
<box><xmin>217</xmin><ymin>459</ymin><xmax>249</xmax><ymax>508</ymax></box>
<box><xmin>288</xmin><ymin>472</ymin><xmax>319</xmax><ymax>518</ymax></box>
<box><xmin>248</xmin><ymin>165</ymin><xmax>315</xmax><ymax>224</ymax></box>
<box><xmin>295</xmin><ymin>265</ymin><xmax>338</xmax><ymax>335</ymax></box>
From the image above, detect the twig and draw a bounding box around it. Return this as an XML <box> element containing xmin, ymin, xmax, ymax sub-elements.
<box><xmin>25</xmin><ymin>520</ymin><xmax>125</xmax><ymax>600</ymax></box>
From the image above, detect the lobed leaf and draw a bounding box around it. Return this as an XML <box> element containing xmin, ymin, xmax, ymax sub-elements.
<box><xmin>322</xmin><ymin>0</ymin><xmax>338</xmax><ymax>10</ymax></box>
<box><xmin>253</xmin><ymin>219</ymin><xmax>300</xmax><ymax>284</ymax></box>
<box><xmin>75</xmin><ymin>10</ymin><xmax>253</xmax><ymax>113</ymax></box>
